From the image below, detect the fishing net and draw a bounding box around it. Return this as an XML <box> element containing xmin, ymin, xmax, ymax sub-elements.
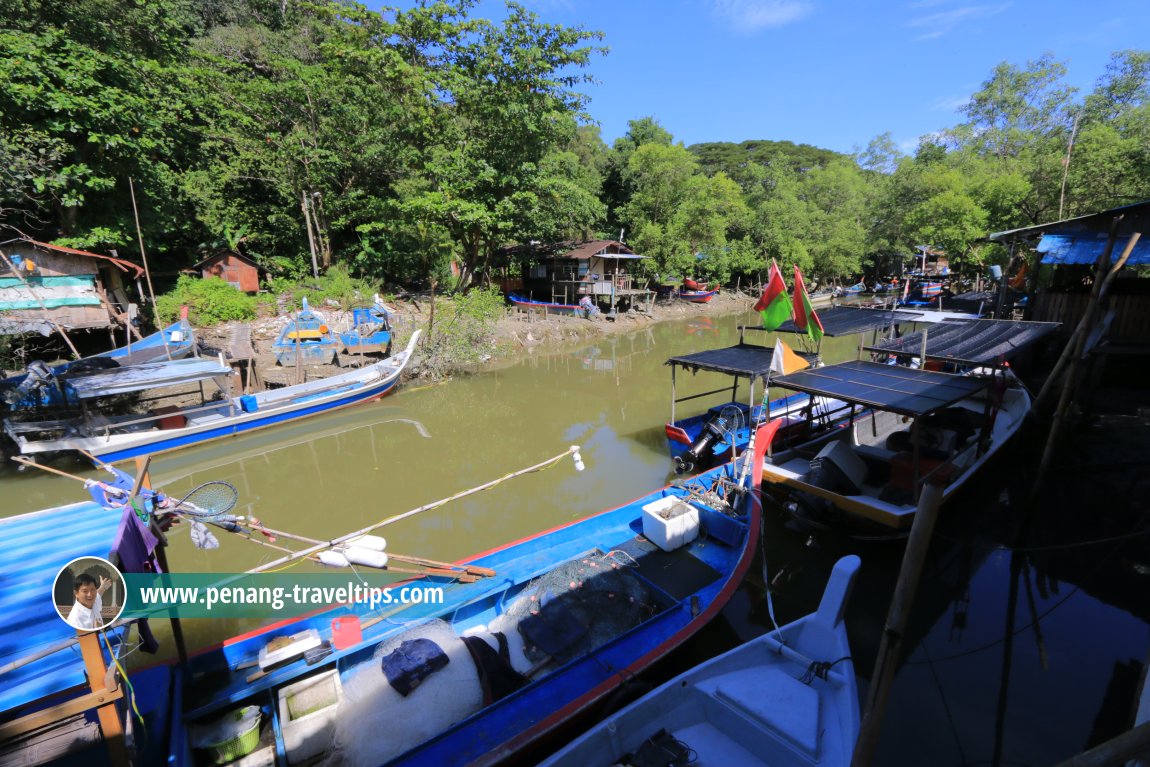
<box><xmin>170</xmin><ymin>481</ymin><xmax>238</xmax><ymax>518</ymax></box>
<box><xmin>499</xmin><ymin>550</ymin><xmax>662</xmax><ymax>668</ymax></box>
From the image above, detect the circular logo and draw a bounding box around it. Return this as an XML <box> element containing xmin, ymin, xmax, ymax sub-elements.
<box><xmin>53</xmin><ymin>556</ymin><xmax>126</xmax><ymax>632</ymax></box>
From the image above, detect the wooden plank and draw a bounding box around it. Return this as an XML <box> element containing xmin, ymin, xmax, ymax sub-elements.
<box><xmin>0</xmin><ymin>687</ymin><xmax>123</xmax><ymax>741</ymax></box>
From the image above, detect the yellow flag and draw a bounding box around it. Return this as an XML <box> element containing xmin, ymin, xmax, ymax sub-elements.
<box><xmin>771</xmin><ymin>337</ymin><xmax>810</xmax><ymax>376</ymax></box>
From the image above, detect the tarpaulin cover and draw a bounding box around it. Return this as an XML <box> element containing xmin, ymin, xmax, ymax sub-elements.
<box><xmin>666</xmin><ymin>343</ymin><xmax>815</xmax><ymax>382</ymax></box>
<box><xmin>866</xmin><ymin>319</ymin><xmax>1060</xmax><ymax>366</ymax></box>
<box><xmin>66</xmin><ymin>357</ymin><xmax>231</xmax><ymax>398</ymax></box>
<box><xmin>1037</xmin><ymin>233</ymin><xmax>1150</xmax><ymax>266</ymax></box>
<box><xmin>772</xmin><ymin>360</ymin><xmax>989</xmax><ymax>417</ymax></box>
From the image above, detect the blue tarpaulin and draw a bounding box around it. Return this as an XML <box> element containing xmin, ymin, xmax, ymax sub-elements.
<box><xmin>1037</xmin><ymin>233</ymin><xmax>1150</xmax><ymax>266</ymax></box>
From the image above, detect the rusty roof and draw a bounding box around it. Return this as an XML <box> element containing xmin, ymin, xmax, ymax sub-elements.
<box><xmin>1</xmin><ymin>238</ymin><xmax>145</xmax><ymax>277</ymax></box>
<box><xmin>560</xmin><ymin>240</ymin><xmax>635</xmax><ymax>260</ymax></box>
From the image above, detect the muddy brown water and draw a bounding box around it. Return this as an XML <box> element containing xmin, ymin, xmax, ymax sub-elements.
<box><xmin>2</xmin><ymin>309</ymin><xmax>1145</xmax><ymax>765</ymax></box>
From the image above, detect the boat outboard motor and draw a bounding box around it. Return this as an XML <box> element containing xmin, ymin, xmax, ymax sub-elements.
<box><xmin>674</xmin><ymin>411</ymin><xmax>732</xmax><ymax>475</ymax></box>
<box><xmin>2</xmin><ymin>360</ymin><xmax>54</xmax><ymax>406</ymax></box>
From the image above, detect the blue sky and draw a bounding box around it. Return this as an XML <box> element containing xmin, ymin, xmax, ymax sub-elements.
<box><xmin>386</xmin><ymin>1</ymin><xmax>1150</xmax><ymax>155</ymax></box>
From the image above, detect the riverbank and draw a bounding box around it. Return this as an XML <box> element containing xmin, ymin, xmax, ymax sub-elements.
<box><xmin>194</xmin><ymin>290</ymin><xmax>759</xmax><ymax>384</ymax></box>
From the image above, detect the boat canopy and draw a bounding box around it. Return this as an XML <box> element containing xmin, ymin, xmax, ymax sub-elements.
<box><xmin>774</xmin><ymin>306</ymin><xmax>924</xmax><ymax>337</ymax></box>
<box><xmin>865</xmin><ymin>318</ymin><xmax>1060</xmax><ymax>366</ymax></box>
<box><xmin>66</xmin><ymin>357</ymin><xmax>231</xmax><ymax>399</ymax></box>
<box><xmin>772</xmin><ymin>360</ymin><xmax>990</xmax><ymax>418</ymax></box>
<box><xmin>665</xmin><ymin>343</ymin><xmax>816</xmax><ymax>383</ymax></box>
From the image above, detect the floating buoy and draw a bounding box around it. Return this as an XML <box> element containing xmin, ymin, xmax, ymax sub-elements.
<box><xmin>347</xmin><ymin>534</ymin><xmax>387</xmax><ymax>552</ymax></box>
<box><xmin>318</xmin><ymin>550</ymin><xmax>350</xmax><ymax>568</ymax></box>
<box><xmin>344</xmin><ymin>547</ymin><xmax>389</xmax><ymax>569</ymax></box>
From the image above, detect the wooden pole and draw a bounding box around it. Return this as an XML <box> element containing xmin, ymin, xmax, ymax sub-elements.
<box><xmin>851</xmin><ymin>480</ymin><xmax>946</xmax><ymax>767</ymax></box>
<box><xmin>0</xmin><ymin>247</ymin><xmax>82</xmax><ymax>359</ymax></box>
<box><xmin>135</xmin><ymin>455</ymin><xmax>189</xmax><ymax>665</ymax></box>
<box><xmin>1051</xmin><ymin>720</ymin><xmax>1150</xmax><ymax>767</ymax></box>
<box><xmin>77</xmin><ymin>631</ymin><xmax>129</xmax><ymax>767</ymax></box>
<box><xmin>128</xmin><ymin>177</ymin><xmax>171</xmax><ymax>361</ymax></box>
<box><xmin>302</xmin><ymin>191</ymin><xmax>320</xmax><ymax>279</ymax></box>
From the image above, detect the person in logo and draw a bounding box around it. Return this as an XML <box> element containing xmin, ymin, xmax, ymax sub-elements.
<box><xmin>66</xmin><ymin>572</ymin><xmax>112</xmax><ymax>631</ymax></box>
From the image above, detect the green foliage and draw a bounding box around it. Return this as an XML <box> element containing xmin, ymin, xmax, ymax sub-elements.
<box><xmin>267</xmin><ymin>265</ymin><xmax>378</xmax><ymax>310</ymax></box>
<box><xmin>419</xmin><ymin>287</ymin><xmax>506</xmax><ymax>376</ymax></box>
<box><xmin>156</xmin><ymin>274</ymin><xmax>258</xmax><ymax>325</ymax></box>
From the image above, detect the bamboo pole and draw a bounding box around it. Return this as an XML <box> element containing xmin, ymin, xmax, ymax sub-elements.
<box><xmin>1051</xmin><ymin>720</ymin><xmax>1150</xmax><ymax>767</ymax></box>
<box><xmin>245</xmin><ymin>446</ymin><xmax>580</xmax><ymax>575</ymax></box>
<box><xmin>128</xmin><ymin>177</ymin><xmax>171</xmax><ymax>361</ymax></box>
<box><xmin>851</xmin><ymin>480</ymin><xmax>946</xmax><ymax>767</ymax></box>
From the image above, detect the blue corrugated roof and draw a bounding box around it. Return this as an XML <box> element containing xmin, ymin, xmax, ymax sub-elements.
<box><xmin>1037</xmin><ymin>233</ymin><xmax>1150</xmax><ymax>266</ymax></box>
<box><xmin>0</xmin><ymin>501</ymin><xmax>126</xmax><ymax>715</ymax></box>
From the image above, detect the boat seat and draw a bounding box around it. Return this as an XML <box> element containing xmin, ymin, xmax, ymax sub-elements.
<box><xmin>710</xmin><ymin>667</ymin><xmax>819</xmax><ymax>758</ymax></box>
<box><xmin>809</xmin><ymin>440</ymin><xmax>868</xmax><ymax>495</ymax></box>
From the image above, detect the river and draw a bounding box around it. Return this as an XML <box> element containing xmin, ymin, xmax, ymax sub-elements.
<box><xmin>2</xmin><ymin>309</ymin><xmax>1146</xmax><ymax>765</ymax></box>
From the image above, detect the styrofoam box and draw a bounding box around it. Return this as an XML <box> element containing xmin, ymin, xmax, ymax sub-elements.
<box><xmin>259</xmin><ymin>629</ymin><xmax>321</xmax><ymax>670</ymax></box>
<box><xmin>277</xmin><ymin>669</ymin><xmax>342</xmax><ymax>765</ymax></box>
<box><xmin>641</xmin><ymin>496</ymin><xmax>700</xmax><ymax>552</ymax></box>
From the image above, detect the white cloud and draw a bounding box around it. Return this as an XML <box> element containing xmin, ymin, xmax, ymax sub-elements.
<box><xmin>906</xmin><ymin>3</ymin><xmax>1010</xmax><ymax>40</ymax></box>
<box><xmin>928</xmin><ymin>95</ymin><xmax>969</xmax><ymax>112</ymax></box>
<box><xmin>710</xmin><ymin>0</ymin><xmax>814</xmax><ymax>32</ymax></box>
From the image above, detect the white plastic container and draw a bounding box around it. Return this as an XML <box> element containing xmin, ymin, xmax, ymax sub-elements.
<box><xmin>277</xmin><ymin>669</ymin><xmax>343</xmax><ymax>765</ymax></box>
<box><xmin>258</xmin><ymin>629</ymin><xmax>322</xmax><ymax>670</ymax></box>
<box><xmin>641</xmin><ymin>496</ymin><xmax>700</xmax><ymax>552</ymax></box>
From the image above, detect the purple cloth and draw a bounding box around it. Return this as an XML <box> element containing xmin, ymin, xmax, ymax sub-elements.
<box><xmin>110</xmin><ymin>505</ymin><xmax>163</xmax><ymax>574</ymax></box>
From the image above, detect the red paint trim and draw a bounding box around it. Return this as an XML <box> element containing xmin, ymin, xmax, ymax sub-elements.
<box><xmin>664</xmin><ymin>423</ymin><xmax>691</xmax><ymax>445</ymax></box>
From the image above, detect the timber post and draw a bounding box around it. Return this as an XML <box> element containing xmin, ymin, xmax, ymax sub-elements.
<box><xmin>851</xmin><ymin>480</ymin><xmax>946</xmax><ymax>767</ymax></box>
<box><xmin>1050</xmin><ymin>720</ymin><xmax>1150</xmax><ymax>767</ymax></box>
<box><xmin>77</xmin><ymin>631</ymin><xmax>130</xmax><ymax>767</ymax></box>
<box><xmin>133</xmin><ymin>456</ymin><xmax>189</xmax><ymax>665</ymax></box>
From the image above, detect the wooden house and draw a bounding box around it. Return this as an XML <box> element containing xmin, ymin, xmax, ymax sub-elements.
<box><xmin>0</xmin><ymin>238</ymin><xmax>143</xmax><ymax>336</ymax></box>
<box><xmin>523</xmin><ymin>240</ymin><xmax>650</xmax><ymax>307</ymax></box>
<box><xmin>193</xmin><ymin>250</ymin><xmax>265</xmax><ymax>293</ymax></box>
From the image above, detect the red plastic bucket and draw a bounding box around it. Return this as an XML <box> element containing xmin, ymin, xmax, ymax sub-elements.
<box><xmin>331</xmin><ymin>615</ymin><xmax>362</xmax><ymax>650</ymax></box>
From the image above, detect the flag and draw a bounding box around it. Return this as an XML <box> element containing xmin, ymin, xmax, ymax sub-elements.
<box><xmin>792</xmin><ymin>265</ymin><xmax>824</xmax><ymax>344</ymax></box>
<box><xmin>770</xmin><ymin>337</ymin><xmax>810</xmax><ymax>376</ymax></box>
<box><xmin>754</xmin><ymin>260</ymin><xmax>791</xmax><ymax>331</ymax></box>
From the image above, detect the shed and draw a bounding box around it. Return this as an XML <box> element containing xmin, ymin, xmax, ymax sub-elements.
<box><xmin>523</xmin><ymin>240</ymin><xmax>650</xmax><ymax>306</ymax></box>
<box><xmin>0</xmin><ymin>238</ymin><xmax>143</xmax><ymax>336</ymax></box>
<box><xmin>193</xmin><ymin>250</ymin><xmax>266</xmax><ymax>293</ymax></box>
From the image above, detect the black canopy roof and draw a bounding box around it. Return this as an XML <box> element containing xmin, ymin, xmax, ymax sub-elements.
<box><xmin>865</xmin><ymin>319</ymin><xmax>1060</xmax><ymax>366</ymax></box>
<box><xmin>772</xmin><ymin>360</ymin><xmax>990</xmax><ymax>417</ymax></box>
<box><xmin>773</xmin><ymin>306</ymin><xmax>924</xmax><ymax>337</ymax></box>
<box><xmin>665</xmin><ymin>343</ymin><xmax>817</xmax><ymax>382</ymax></box>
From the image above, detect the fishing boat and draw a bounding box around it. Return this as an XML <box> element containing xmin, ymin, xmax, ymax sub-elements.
<box><xmin>507</xmin><ymin>292</ymin><xmax>583</xmax><ymax>317</ymax></box>
<box><xmin>843</xmin><ymin>281</ymin><xmax>867</xmax><ymax>294</ymax></box>
<box><xmin>760</xmin><ymin>319</ymin><xmax>1060</xmax><ymax>533</ymax></box>
<box><xmin>0</xmin><ymin>314</ymin><xmax>196</xmax><ymax>411</ymax></box>
<box><xmin>678</xmin><ymin>288</ymin><xmax>720</xmax><ymax>303</ymax></box>
<box><xmin>3</xmin><ymin>331</ymin><xmax>420</xmax><ymax>463</ymax></box>
<box><xmin>337</xmin><ymin>298</ymin><xmax>392</xmax><ymax>356</ymax></box>
<box><xmin>899</xmin><ymin>280</ymin><xmax>944</xmax><ymax>307</ymax></box>
<box><xmin>0</xmin><ymin>431</ymin><xmax>768</xmax><ymax>766</ymax></box>
<box><xmin>272</xmin><ymin>298</ymin><xmax>338</xmax><ymax>366</ymax></box>
<box><xmin>538</xmin><ymin>554</ymin><xmax>862</xmax><ymax>767</ymax></box>
<box><xmin>664</xmin><ymin>327</ymin><xmax>848</xmax><ymax>475</ymax></box>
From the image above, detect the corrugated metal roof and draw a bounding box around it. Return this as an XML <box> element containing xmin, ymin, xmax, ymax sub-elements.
<box><xmin>1</xmin><ymin>238</ymin><xmax>145</xmax><ymax>277</ymax></box>
<box><xmin>560</xmin><ymin>240</ymin><xmax>635</xmax><ymax>260</ymax></box>
<box><xmin>0</xmin><ymin>501</ymin><xmax>127</xmax><ymax>713</ymax></box>
<box><xmin>773</xmin><ymin>360</ymin><xmax>989</xmax><ymax>417</ymax></box>
<box><xmin>776</xmin><ymin>306</ymin><xmax>924</xmax><ymax>337</ymax></box>
<box><xmin>1037</xmin><ymin>233</ymin><xmax>1150</xmax><ymax>266</ymax></box>
<box><xmin>866</xmin><ymin>319</ymin><xmax>1061</xmax><ymax>365</ymax></box>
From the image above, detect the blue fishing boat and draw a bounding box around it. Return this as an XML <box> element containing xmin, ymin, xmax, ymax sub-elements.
<box><xmin>0</xmin><ymin>313</ymin><xmax>196</xmax><ymax>411</ymax></box>
<box><xmin>508</xmin><ymin>292</ymin><xmax>583</xmax><ymax>316</ymax></box>
<box><xmin>272</xmin><ymin>298</ymin><xmax>338</xmax><ymax>366</ymax></box>
<box><xmin>337</xmin><ymin>298</ymin><xmax>392</xmax><ymax>357</ymax></box>
<box><xmin>4</xmin><ymin>332</ymin><xmax>421</xmax><ymax>463</ymax></box>
<box><xmin>0</xmin><ymin>432</ymin><xmax>768</xmax><ymax>766</ymax></box>
<box><xmin>843</xmin><ymin>281</ymin><xmax>867</xmax><ymax>294</ymax></box>
<box><xmin>539</xmin><ymin>555</ymin><xmax>862</xmax><ymax>767</ymax></box>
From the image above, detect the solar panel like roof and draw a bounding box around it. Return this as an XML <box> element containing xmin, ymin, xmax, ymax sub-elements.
<box><xmin>772</xmin><ymin>360</ymin><xmax>990</xmax><ymax>417</ymax></box>
<box><xmin>66</xmin><ymin>357</ymin><xmax>231</xmax><ymax>398</ymax></box>
<box><xmin>865</xmin><ymin>319</ymin><xmax>1061</xmax><ymax>365</ymax></box>
<box><xmin>774</xmin><ymin>306</ymin><xmax>924</xmax><ymax>337</ymax></box>
<box><xmin>665</xmin><ymin>343</ymin><xmax>817</xmax><ymax>382</ymax></box>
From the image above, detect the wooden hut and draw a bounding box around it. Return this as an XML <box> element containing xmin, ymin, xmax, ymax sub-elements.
<box><xmin>193</xmin><ymin>250</ymin><xmax>265</xmax><ymax>293</ymax></box>
<box><xmin>523</xmin><ymin>240</ymin><xmax>652</xmax><ymax>313</ymax></box>
<box><xmin>0</xmin><ymin>238</ymin><xmax>143</xmax><ymax>336</ymax></box>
